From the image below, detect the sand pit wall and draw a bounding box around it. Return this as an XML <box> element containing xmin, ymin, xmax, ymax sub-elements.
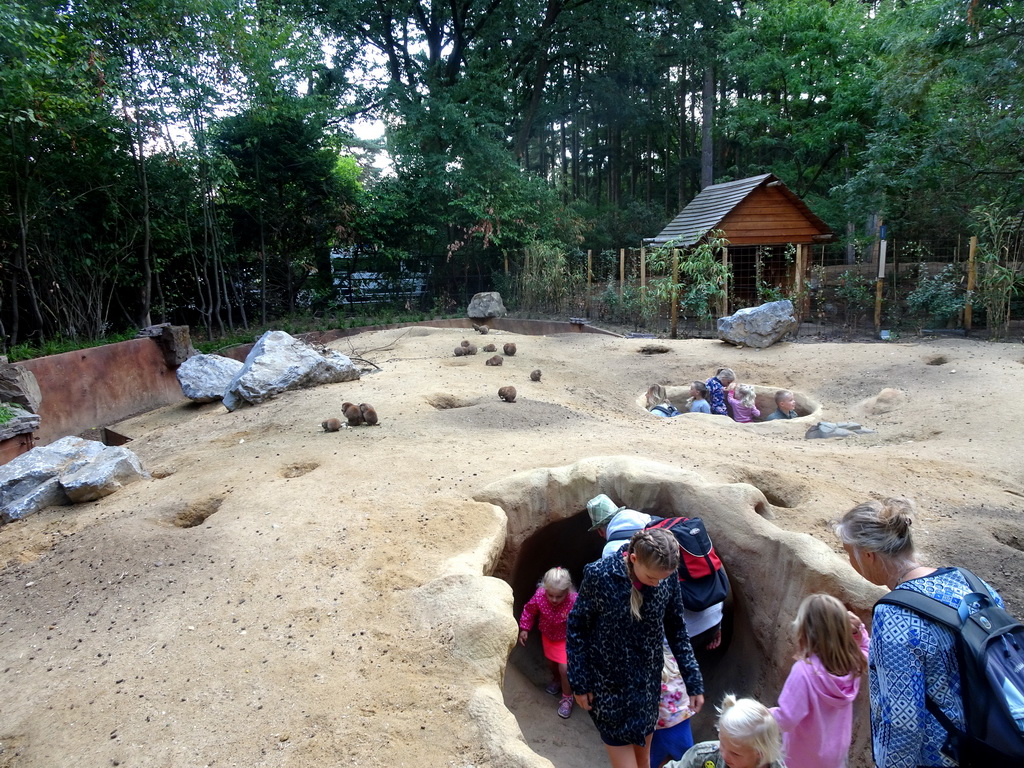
<box><xmin>476</xmin><ymin>455</ymin><xmax>883</xmax><ymax>764</ymax></box>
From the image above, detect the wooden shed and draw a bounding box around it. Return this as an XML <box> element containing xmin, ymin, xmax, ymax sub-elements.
<box><xmin>646</xmin><ymin>173</ymin><xmax>833</xmax><ymax>312</ymax></box>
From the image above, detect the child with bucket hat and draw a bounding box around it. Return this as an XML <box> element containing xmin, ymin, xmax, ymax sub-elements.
<box><xmin>588</xmin><ymin>494</ymin><xmax>656</xmax><ymax>559</ymax></box>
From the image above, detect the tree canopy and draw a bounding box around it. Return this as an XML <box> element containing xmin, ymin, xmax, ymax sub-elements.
<box><xmin>1</xmin><ymin>0</ymin><xmax>1021</xmax><ymax>347</ymax></box>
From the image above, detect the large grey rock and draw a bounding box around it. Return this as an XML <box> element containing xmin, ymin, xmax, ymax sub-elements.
<box><xmin>0</xmin><ymin>363</ymin><xmax>42</xmax><ymax>412</ymax></box>
<box><xmin>0</xmin><ymin>436</ymin><xmax>146</xmax><ymax>522</ymax></box>
<box><xmin>222</xmin><ymin>330</ymin><xmax>360</xmax><ymax>412</ymax></box>
<box><xmin>60</xmin><ymin>445</ymin><xmax>146</xmax><ymax>503</ymax></box>
<box><xmin>467</xmin><ymin>292</ymin><xmax>507</xmax><ymax>320</ymax></box>
<box><xmin>176</xmin><ymin>353</ymin><xmax>244</xmax><ymax>402</ymax></box>
<box><xmin>0</xmin><ymin>403</ymin><xmax>41</xmax><ymax>441</ymax></box>
<box><xmin>717</xmin><ymin>300</ymin><xmax>798</xmax><ymax>349</ymax></box>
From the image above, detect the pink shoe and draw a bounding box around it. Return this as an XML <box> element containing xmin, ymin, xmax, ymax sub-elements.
<box><xmin>557</xmin><ymin>695</ymin><xmax>573</xmax><ymax>719</ymax></box>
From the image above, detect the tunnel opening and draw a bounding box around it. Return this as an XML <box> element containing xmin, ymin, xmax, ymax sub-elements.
<box><xmin>479</xmin><ymin>456</ymin><xmax>876</xmax><ymax>767</ymax></box>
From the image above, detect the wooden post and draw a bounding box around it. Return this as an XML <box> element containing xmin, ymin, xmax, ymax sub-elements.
<box><xmin>965</xmin><ymin>235</ymin><xmax>978</xmax><ymax>332</ymax></box>
<box><xmin>720</xmin><ymin>245</ymin><xmax>729</xmax><ymax>316</ymax></box>
<box><xmin>670</xmin><ymin>249</ymin><xmax>680</xmax><ymax>339</ymax></box>
<box><xmin>874</xmin><ymin>224</ymin><xmax>887</xmax><ymax>335</ymax></box>
<box><xmin>586</xmin><ymin>249</ymin><xmax>593</xmax><ymax>317</ymax></box>
<box><xmin>794</xmin><ymin>243</ymin><xmax>806</xmax><ymax>320</ymax></box>
<box><xmin>640</xmin><ymin>247</ymin><xmax>646</xmax><ymax>297</ymax></box>
<box><xmin>619</xmin><ymin>248</ymin><xmax>625</xmax><ymax>303</ymax></box>
<box><xmin>504</xmin><ymin>253</ymin><xmax>509</xmax><ymax>275</ymax></box>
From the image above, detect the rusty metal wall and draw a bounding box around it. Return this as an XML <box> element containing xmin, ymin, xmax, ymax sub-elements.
<box><xmin>15</xmin><ymin>338</ymin><xmax>187</xmax><ymax>448</ymax></box>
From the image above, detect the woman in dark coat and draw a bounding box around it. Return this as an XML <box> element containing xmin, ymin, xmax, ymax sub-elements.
<box><xmin>568</xmin><ymin>528</ymin><xmax>705</xmax><ymax>768</ymax></box>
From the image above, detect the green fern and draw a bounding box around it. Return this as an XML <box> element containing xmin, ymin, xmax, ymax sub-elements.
<box><xmin>0</xmin><ymin>403</ymin><xmax>16</xmax><ymax>425</ymax></box>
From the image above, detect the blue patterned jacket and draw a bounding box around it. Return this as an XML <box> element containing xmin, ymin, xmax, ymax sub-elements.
<box><xmin>870</xmin><ymin>567</ymin><xmax>1003</xmax><ymax>768</ymax></box>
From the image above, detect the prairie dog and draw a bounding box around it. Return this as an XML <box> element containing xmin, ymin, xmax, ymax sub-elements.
<box><xmin>472</xmin><ymin>323</ymin><xmax>489</xmax><ymax>334</ymax></box>
<box><xmin>460</xmin><ymin>339</ymin><xmax>470</xmax><ymax>348</ymax></box>
<box><xmin>530</xmin><ymin>369</ymin><xmax>542</xmax><ymax>382</ymax></box>
<box><xmin>343</xmin><ymin>402</ymin><xmax>364</xmax><ymax>426</ymax></box>
<box><xmin>464</xmin><ymin>344</ymin><xmax>478</xmax><ymax>355</ymax></box>
<box><xmin>498</xmin><ymin>386</ymin><xmax>517</xmax><ymax>402</ymax></box>
<box><xmin>482</xmin><ymin>343</ymin><xmax>496</xmax><ymax>352</ymax></box>
<box><xmin>453</xmin><ymin>346</ymin><xmax>466</xmax><ymax>357</ymax></box>
<box><xmin>485</xmin><ymin>355</ymin><xmax>503</xmax><ymax>366</ymax></box>
<box><xmin>322</xmin><ymin>418</ymin><xmax>342</xmax><ymax>432</ymax></box>
<box><xmin>358</xmin><ymin>403</ymin><xmax>378</xmax><ymax>426</ymax></box>
<box><xmin>503</xmin><ymin>342</ymin><xmax>517</xmax><ymax>356</ymax></box>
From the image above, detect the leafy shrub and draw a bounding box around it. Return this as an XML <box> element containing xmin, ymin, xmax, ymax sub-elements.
<box><xmin>905</xmin><ymin>263</ymin><xmax>966</xmax><ymax>328</ymax></box>
<box><xmin>834</xmin><ymin>270</ymin><xmax>874</xmax><ymax>329</ymax></box>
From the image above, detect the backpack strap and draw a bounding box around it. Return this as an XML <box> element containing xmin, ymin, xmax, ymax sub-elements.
<box><xmin>877</xmin><ymin>588</ymin><xmax>962</xmax><ymax>631</ymax></box>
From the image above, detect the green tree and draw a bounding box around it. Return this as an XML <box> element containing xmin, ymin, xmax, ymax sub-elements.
<box><xmin>844</xmin><ymin>0</ymin><xmax>1024</xmax><ymax>237</ymax></box>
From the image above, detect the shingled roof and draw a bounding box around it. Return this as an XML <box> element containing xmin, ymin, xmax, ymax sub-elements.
<box><xmin>645</xmin><ymin>173</ymin><xmax>831</xmax><ymax>248</ymax></box>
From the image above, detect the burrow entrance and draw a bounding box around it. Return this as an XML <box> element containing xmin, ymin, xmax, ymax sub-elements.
<box><xmin>637</xmin><ymin>384</ymin><xmax>821</xmax><ymax>421</ymax></box>
<box><xmin>479</xmin><ymin>456</ymin><xmax>875</xmax><ymax>768</ymax></box>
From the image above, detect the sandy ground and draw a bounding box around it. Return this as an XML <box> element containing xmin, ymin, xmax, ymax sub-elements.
<box><xmin>1</xmin><ymin>326</ymin><xmax>1023</xmax><ymax>768</ymax></box>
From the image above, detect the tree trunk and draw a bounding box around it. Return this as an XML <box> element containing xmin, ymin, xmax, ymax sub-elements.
<box><xmin>701</xmin><ymin>63</ymin><xmax>715</xmax><ymax>190</ymax></box>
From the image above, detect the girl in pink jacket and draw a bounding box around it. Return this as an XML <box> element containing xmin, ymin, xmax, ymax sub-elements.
<box><xmin>769</xmin><ymin>594</ymin><xmax>870</xmax><ymax>768</ymax></box>
<box><xmin>518</xmin><ymin>567</ymin><xmax>578</xmax><ymax>719</ymax></box>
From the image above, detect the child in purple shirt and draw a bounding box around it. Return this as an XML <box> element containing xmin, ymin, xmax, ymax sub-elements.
<box><xmin>727</xmin><ymin>384</ymin><xmax>760</xmax><ymax>423</ymax></box>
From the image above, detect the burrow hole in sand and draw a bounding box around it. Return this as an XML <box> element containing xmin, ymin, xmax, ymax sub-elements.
<box><xmin>637</xmin><ymin>384</ymin><xmax>821</xmax><ymax>420</ymax></box>
<box><xmin>426</xmin><ymin>393</ymin><xmax>477</xmax><ymax>410</ymax></box>
<box><xmin>172</xmin><ymin>496</ymin><xmax>223</xmax><ymax>528</ymax></box>
<box><xmin>486</xmin><ymin>459</ymin><xmax>872</xmax><ymax>766</ymax></box>
<box><xmin>927</xmin><ymin>355</ymin><xmax>949</xmax><ymax>366</ymax></box>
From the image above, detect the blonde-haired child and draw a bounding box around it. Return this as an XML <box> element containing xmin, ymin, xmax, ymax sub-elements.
<box><xmin>670</xmin><ymin>694</ymin><xmax>785</xmax><ymax>768</ymax></box>
<box><xmin>769</xmin><ymin>593</ymin><xmax>870</xmax><ymax>768</ymax></box>
<box><xmin>518</xmin><ymin>566</ymin><xmax>577</xmax><ymax>718</ymax></box>
<box><xmin>727</xmin><ymin>384</ymin><xmax>760</xmax><ymax>423</ymax></box>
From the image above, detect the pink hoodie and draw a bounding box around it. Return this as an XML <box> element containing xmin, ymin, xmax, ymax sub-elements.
<box><xmin>769</xmin><ymin>627</ymin><xmax>869</xmax><ymax>768</ymax></box>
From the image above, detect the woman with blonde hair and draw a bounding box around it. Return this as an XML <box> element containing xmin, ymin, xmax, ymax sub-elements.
<box><xmin>834</xmin><ymin>497</ymin><xmax>1005</xmax><ymax>768</ymax></box>
<box><xmin>666</xmin><ymin>694</ymin><xmax>786</xmax><ymax>768</ymax></box>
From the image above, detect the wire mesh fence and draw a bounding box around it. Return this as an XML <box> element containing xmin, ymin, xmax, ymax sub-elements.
<box><xmin>492</xmin><ymin>238</ymin><xmax>1024</xmax><ymax>339</ymax></box>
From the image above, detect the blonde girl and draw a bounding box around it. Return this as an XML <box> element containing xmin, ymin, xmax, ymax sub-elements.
<box><xmin>671</xmin><ymin>695</ymin><xmax>785</xmax><ymax>768</ymax></box>
<box><xmin>518</xmin><ymin>566</ymin><xmax>577</xmax><ymax>718</ymax></box>
<box><xmin>769</xmin><ymin>594</ymin><xmax>870</xmax><ymax>768</ymax></box>
<box><xmin>727</xmin><ymin>384</ymin><xmax>760</xmax><ymax>423</ymax></box>
<box><xmin>567</xmin><ymin>528</ymin><xmax>704</xmax><ymax>768</ymax></box>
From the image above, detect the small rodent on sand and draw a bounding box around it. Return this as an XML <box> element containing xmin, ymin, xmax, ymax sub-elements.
<box><xmin>343</xmin><ymin>402</ymin><xmax>364</xmax><ymax>426</ymax></box>
<box><xmin>358</xmin><ymin>403</ymin><xmax>379</xmax><ymax>426</ymax></box>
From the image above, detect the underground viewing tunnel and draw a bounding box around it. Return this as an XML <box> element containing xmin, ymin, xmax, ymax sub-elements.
<box><xmin>474</xmin><ymin>455</ymin><xmax>881</xmax><ymax>768</ymax></box>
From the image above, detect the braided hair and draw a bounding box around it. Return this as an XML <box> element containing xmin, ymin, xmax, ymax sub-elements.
<box><xmin>624</xmin><ymin>528</ymin><xmax>679</xmax><ymax>620</ymax></box>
